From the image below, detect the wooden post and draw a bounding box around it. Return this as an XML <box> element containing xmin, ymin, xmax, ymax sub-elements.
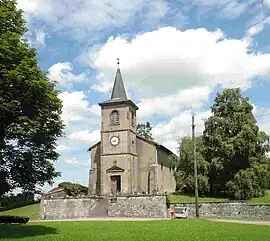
<box><xmin>192</xmin><ymin>115</ymin><xmax>199</xmax><ymax>218</ymax></box>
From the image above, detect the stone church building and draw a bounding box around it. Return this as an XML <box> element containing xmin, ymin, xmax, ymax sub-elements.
<box><xmin>88</xmin><ymin>67</ymin><xmax>176</xmax><ymax>195</ymax></box>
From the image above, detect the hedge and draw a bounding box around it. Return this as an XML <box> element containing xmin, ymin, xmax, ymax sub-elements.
<box><xmin>0</xmin><ymin>200</ymin><xmax>40</xmax><ymax>212</ymax></box>
<box><xmin>0</xmin><ymin>216</ymin><xmax>29</xmax><ymax>224</ymax></box>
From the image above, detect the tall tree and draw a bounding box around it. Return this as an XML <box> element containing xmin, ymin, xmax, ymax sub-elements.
<box><xmin>0</xmin><ymin>0</ymin><xmax>64</xmax><ymax>195</ymax></box>
<box><xmin>137</xmin><ymin>121</ymin><xmax>154</xmax><ymax>140</ymax></box>
<box><xmin>203</xmin><ymin>88</ymin><xmax>270</xmax><ymax>198</ymax></box>
<box><xmin>170</xmin><ymin>136</ymin><xmax>210</xmax><ymax>194</ymax></box>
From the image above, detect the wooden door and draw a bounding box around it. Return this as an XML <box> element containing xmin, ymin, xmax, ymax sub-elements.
<box><xmin>111</xmin><ymin>176</ymin><xmax>117</xmax><ymax>194</ymax></box>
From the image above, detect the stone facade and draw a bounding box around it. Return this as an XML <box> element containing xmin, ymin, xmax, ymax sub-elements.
<box><xmin>171</xmin><ymin>202</ymin><xmax>270</xmax><ymax>219</ymax></box>
<box><xmin>88</xmin><ymin>67</ymin><xmax>176</xmax><ymax>196</ymax></box>
<box><xmin>107</xmin><ymin>194</ymin><xmax>168</xmax><ymax>218</ymax></box>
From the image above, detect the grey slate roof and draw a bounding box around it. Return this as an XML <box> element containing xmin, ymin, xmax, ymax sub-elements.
<box><xmin>110</xmin><ymin>68</ymin><xmax>127</xmax><ymax>100</ymax></box>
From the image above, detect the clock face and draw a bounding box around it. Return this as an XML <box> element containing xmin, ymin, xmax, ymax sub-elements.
<box><xmin>110</xmin><ymin>136</ymin><xmax>119</xmax><ymax>146</ymax></box>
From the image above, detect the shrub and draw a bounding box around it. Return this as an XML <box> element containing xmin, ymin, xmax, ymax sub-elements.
<box><xmin>226</xmin><ymin>164</ymin><xmax>270</xmax><ymax>200</ymax></box>
<box><xmin>0</xmin><ymin>216</ymin><xmax>29</xmax><ymax>224</ymax></box>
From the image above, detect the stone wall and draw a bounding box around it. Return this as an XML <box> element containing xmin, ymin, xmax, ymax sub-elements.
<box><xmin>40</xmin><ymin>197</ymin><xmax>99</xmax><ymax>220</ymax></box>
<box><xmin>107</xmin><ymin>194</ymin><xmax>168</xmax><ymax>218</ymax></box>
<box><xmin>171</xmin><ymin>202</ymin><xmax>270</xmax><ymax>219</ymax></box>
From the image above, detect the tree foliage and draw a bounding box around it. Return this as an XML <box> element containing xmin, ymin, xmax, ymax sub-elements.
<box><xmin>203</xmin><ymin>88</ymin><xmax>270</xmax><ymax>198</ymax></box>
<box><xmin>0</xmin><ymin>0</ymin><xmax>64</xmax><ymax>195</ymax></box>
<box><xmin>226</xmin><ymin>163</ymin><xmax>270</xmax><ymax>200</ymax></box>
<box><xmin>171</xmin><ymin>136</ymin><xmax>210</xmax><ymax>194</ymax></box>
<box><xmin>136</xmin><ymin>121</ymin><xmax>154</xmax><ymax>140</ymax></box>
<box><xmin>58</xmin><ymin>182</ymin><xmax>88</xmax><ymax>197</ymax></box>
<box><xmin>172</xmin><ymin>88</ymin><xmax>270</xmax><ymax>200</ymax></box>
<box><xmin>0</xmin><ymin>192</ymin><xmax>37</xmax><ymax>211</ymax></box>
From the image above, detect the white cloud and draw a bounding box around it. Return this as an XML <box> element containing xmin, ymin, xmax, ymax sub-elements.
<box><xmin>92</xmin><ymin>27</ymin><xmax>270</xmax><ymax>97</ymax></box>
<box><xmin>68</xmin><ymin>130</ymin><xmax>100</xmax><ymax>143</ymax></box>
<box><xmin>153</xmin><ymin>110</ymin><xmax>211</xmax><ymax>138</ymax></box>
<box><xmin>264</xmin><ymin>0</ymin><xmax>270</xmax><ymax>8</ymax></box>
<box><xmin>63</xmin><ymin>157</ymin><xmax>90</xmax><ymax>167</ymax></box>
<box><xmin>48</xmin><ymin>62</ymin><xmax>87</xmax><ymax>88</ymax></box>
<box><xmin>190</xmin><ymin>0</ymin><xmax>254</xmax><ymax>20</ymax></box>
<box><xmin>17</xmin><ymin>0</ymin><xmax>43</xmax><ymax>13</ymax></box>
<box><xmin>24</xmin><ymin>29</ymin><xmax>46</xmax><ymax>48</ymax></box>
<box><xmin>58</xmin><ymin>91</ymin><xmax>90</xmax><ymax>125</ymax></box>
<box><xmin>17</xmin><ymin>0</ymin><xmax>174</xmax><ymax>41</ymax></box>
<box><xmin>137</xmin><ymin>86</ymin><xmax>211</xmax><ymax>119</ymax></box>
<box><xmin>143</xmin><ymin>0</ymin><xmax>170</xmax><ymax>25</ymax></box>
<box><xmin>152</xmin><ymin>110</ymin><xmax>211</xmax><ymax>153</ymax></box>
<box><xmin>56</xmin><ymin>144</ymin><xmax>69</xmax><ymax>153</ymax></box>
<box><xmin>64</xmin><ymin>157</ymin><xmax>80</xmax><ymax>166</ymax></box>
<box><xmin>247</xmin><ymin>17</ymin><xmax>270</xmax><ymax>37</ymax></box>
<box><xmin>88</xmin><ymin>105</ymin><xmax>101</xmax><ymax>116</ymax></box>
<box><xmin>254</xmin><ymin>106</ymin><xmax>270</xmax><ymax>135</ymax></box>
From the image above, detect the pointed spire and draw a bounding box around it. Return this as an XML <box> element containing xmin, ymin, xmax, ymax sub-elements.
<box><xmin>111</xmin><ymin>58</ymin><xmax>127</xmax><ymax>100</ymax></box>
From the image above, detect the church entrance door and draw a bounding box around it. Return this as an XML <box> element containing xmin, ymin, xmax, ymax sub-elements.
<box><xmin>110</xmin><ymin>175</ymin><xmax>121</xmax><ymax>194</ymax></box>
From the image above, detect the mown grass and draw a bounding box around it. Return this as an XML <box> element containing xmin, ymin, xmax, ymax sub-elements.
<box><xmin>168</xmin><ymin>190</ymin><xmax>270</xmax><ymax>204</ymax></box>
<box><xmin>168</xmin><ymin>193</ymin><xmax>230</xmax><ymax>203</ymax></box>
<box><xmin>0</xmin><ymin>203</ymin><xmax>40</xmax><ymax>220</ymax></box>
<box><xmin>0</xmin><ymin>219</ymin><xmax>269</xmax><ymax>241</ymax></box>
<box><xmin>249</xmin><ymin>190</ymin><xmax>270</xmax><ymax>204</ymax></box>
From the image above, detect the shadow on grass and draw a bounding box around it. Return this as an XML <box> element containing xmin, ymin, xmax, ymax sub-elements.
<box><xmin>0</xmin><ymin>224</ymin><xmax>58</xmax><ymax>239</ymax></box>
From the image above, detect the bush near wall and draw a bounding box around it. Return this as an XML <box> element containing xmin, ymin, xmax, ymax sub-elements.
<box><xmin>0</xmin><ymin>216</ymin><xmax>29</xmax><ymax>224</ymax></box>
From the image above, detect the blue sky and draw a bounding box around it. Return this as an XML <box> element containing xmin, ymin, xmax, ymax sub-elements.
<box><xmin>16</xmin><ymin>0</ymin><xmax>270</xmax><ymax>191</ymax></box>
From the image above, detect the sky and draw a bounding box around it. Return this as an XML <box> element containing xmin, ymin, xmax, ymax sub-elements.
<box><xmin>16</xmin><ymin>0</ymin><xmax>270</xmax><ymax>192</ymax></box>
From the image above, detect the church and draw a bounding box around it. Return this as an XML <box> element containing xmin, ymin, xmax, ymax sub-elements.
<box><xmin>88</xmin><ymin>65</ymin><xmax>176</xmax><ymax>195</ymax></box>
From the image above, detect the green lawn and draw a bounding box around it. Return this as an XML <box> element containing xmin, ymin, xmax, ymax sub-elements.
<box><xmin>168</xmin><ymin>193</ymin><xmax>230</xmax><ymax>203</ymax></box>
<box><xmin>168</xmin><ymin>190</ymin><xmax>270</xmax><ymax>204</ymax></box>
<box><xmin>0</xmin><ymin>203</ymin><xmax>40</xmax><ymax>220</ymax></box>
<box><xmin>0</xmin><ymin>219</ymin><xmax>269</xmax><ymax>241</ymax></box>
<box><xmin>249</xmin><ymin>190</ymin><xmax>270</xmax><ymax>204</ymax></box>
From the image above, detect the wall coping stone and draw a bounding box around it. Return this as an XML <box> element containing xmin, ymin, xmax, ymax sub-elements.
<box><xmin>43</xmin><ymin>196</ymin><xmax>103</xmax><ymax>200</ymax></box>
<box><xmin>171</xmin><ymin>201</ymin><xmax>270</xmax><ymax>206</ymax></box>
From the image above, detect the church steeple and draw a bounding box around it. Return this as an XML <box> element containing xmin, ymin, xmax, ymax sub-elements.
<box><xmin>110</xmin><ymin>59</ymin><xmax>127</xmax><ymax>100</ymax></box>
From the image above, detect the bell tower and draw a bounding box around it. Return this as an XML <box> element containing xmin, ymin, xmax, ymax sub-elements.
<box><xmin>98</xmin><ymin>60</ymin><xmax>138</xmax><ymax>195</ymax></box>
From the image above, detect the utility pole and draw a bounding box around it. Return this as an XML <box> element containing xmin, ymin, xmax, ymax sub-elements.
<box><xmin>192</xmin><ymin>115</ymin><xmax>199</xmax><ymax>218</ymax></box>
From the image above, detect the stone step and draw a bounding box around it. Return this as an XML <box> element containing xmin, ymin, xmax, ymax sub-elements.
<box><xmin>90</xmin><ymin>198</ymin><xmax>108</xmax><ymax>217</ymax></box>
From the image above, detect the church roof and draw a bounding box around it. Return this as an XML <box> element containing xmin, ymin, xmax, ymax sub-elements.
<box><xmin>111</xmin><ymin>68</ymin><xmax>127</xmax><ymax>100</ymax></box>
<box><xmin>98</xmin><ymin>67</ymin><xmax>138</xmax><ymax>110</ymax></box>
<box><xmin>45</xmin><ymin>186</ymin><xmax>64</xmax><ymax>195</ymax></box>
<box><xmin>136</xmin><ymin>135</ymin><xmax>174</xmax><ymax>155</ymax></box>
<box><xmin>88</xmin><ymin>141</ymin><xmax>100</xmax><ymax>151</ymax></box>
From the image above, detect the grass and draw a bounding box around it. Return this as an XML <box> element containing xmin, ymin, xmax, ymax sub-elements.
<box><xmin>0</xmin><ymin>203</ymin><xmax>40</xmax><ymax>220</ymax></box>
<box><xmin>168</xmin><ymin>190</ymin><xmax>270</xmax><ymax>204</ymax></box>
<box><xmin>0</xmin><ymin>219</ymin><xmax>269</xmax><ymax>241</ymax></box>
<box><xmin>168</xmin><ymin>193</ymin><xmax>230</xmax><ymax>203</ymax></box>
<box><xmin>249</xmin><ymin>190</ymin><xmax>270</xmax><ymax>204</ymax></box>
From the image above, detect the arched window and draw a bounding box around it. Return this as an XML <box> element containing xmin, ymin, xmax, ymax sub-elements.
<box><xmin>110</xmin><ymin>110</ymin><xmax>119</xmax><ymax>125</ymax></box>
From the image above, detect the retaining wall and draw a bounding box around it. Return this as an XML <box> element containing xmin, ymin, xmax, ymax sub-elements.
<box><xmin>171</xmin><ymin>202</ymin><xmax>270</xmax><ymax>219</ymax></box>
<box><xmin>107</xmin><ymin>194</ymin><xmax>168</xmax><ymax>218</ymax></box>
<box><xmin>40</xmin><ymin>194</ymin><xmax>168</xmax><ymax>219</ymax></box>
<box><xmin>40</xmin><ymin>197</ymin><xmax>99</xmax><ymax>220</ymax></box>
